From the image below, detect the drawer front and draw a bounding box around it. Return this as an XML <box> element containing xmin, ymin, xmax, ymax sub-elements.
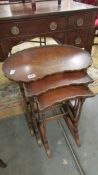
<box><xmin>68</xmin><ymin>13</ymin><xmax>92</xmax><ymax>29</ymax></box>
<box><xmin>0</xmin><ymin>17</ymin><xmax>66</xmax><ymax>38</ymax></box>
<box><xmin>67</xmin><ymin>30</ymin><xmax>89</xmax><ymax>48</ymax></box>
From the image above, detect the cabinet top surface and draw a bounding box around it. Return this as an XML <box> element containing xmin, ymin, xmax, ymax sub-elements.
<box><xmin>0</xmin><ymin>0</ymin><xmax>98</xmax><ymax>20</ymax></box>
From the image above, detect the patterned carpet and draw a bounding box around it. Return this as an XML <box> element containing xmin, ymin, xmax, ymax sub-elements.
<box><xmin>0</xmin><ymin>37</ymin><xmax>98</xmax><ymax>119</ymax></box>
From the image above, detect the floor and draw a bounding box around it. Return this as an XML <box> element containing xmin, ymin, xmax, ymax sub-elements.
<box><xmin>0</xmin><ymin>95</ymin><xmax>98</xmax><ymax>175</ymax></box>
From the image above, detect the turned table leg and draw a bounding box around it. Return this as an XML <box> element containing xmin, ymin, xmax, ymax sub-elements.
<box><xmin>29</xmin><ymin>98</ymin><xmax>42</xmax><ymax>146</ymax></box>
<box><xmin>38</xmin><ymin>112</ymin><xmax>52</xmax><ymax>158</ymax></box>
<box><xmin>19</xmin><ymin>83</ymin><xmax>34</xmax><ymax>136</ymax></box>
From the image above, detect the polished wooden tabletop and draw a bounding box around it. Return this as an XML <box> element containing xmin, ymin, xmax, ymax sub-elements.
<box><xmin>3</xmin><ymin>45</ymin><xmax>92</xmax><ymax>82</ymax></box>
<box><xmin>0</xmin><ymin>0</ymin><xmax>98</xmax><ymax>20</ymax></box>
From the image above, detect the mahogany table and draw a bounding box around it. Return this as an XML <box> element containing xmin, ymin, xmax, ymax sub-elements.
<box><xmin>0</xmin><ymin>0</ymin><xmax>98</xmax><ymax>62</ymax></box>
<box><xmin>3</xmin><ymin>45</ymin><xmax>94</xmax><ymax>157</ymax></box>
<box><xmin>0</xmin><ymin>0</ymin><xmax>97</xmax><ymax>159</ymax></box>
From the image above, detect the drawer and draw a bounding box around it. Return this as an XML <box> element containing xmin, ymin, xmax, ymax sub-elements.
<box><xmin>68</xmin><ymin>13</ymin><xmax>92</xmax><ymax>29</ymax></box>
<box><xmin>66</xmin><ymin>30</ymin><xmax>89</xmax><ymax>48</ymax></box>
<box><xmin>0</xmin><ymin>17</ymin><xmax>66</xmax><ymax>38</ymax></box>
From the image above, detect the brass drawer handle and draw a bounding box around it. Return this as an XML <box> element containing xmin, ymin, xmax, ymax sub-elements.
<box><xmin>76</xmin><ymin>18</ymin><xmax>84</xmax><ymax>27</ymax></box>
<box><xmin>50</xmin><ymin>22</ymin><xmax>57</xmax><ymax>31</ymax></box>
<box><xmin>11</xmin><ymin>26</ymin><xmax>20</xmax><ymax>35</ymax></box>
<box><xmin>75</xmin><ymin>37</ymin><xmax>82</xmax><ymax>45</ymax></box>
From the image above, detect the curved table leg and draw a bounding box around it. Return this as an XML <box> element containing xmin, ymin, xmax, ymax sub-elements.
<box><xmin>63</xmin><ymin>98</ymin><xmax>85</xmax><ymax>146</ymax></box>
<box><xmin>0</xmin><ymin>159</ymin><xmax>7</xmax><ymax>168</ymax></box>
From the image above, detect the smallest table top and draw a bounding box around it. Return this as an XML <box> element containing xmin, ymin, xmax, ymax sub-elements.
<box><xmin>37</xmin><ymin>85</ymin><xmax>94</xmax><ymax>111</ymax></box>
<box><xmin>3</xmin><ymin>45</ymin><xmax>92</xmax><ymax>82</ymax></box>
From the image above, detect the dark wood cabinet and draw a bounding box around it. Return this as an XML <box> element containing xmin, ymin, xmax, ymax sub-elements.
<box><xmin>0</xmin><ymin>0</ymin><xmax>97</xmax><ymax>62</ymax></box>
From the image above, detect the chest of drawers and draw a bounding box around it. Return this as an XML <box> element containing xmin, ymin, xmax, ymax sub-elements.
<box><xmin>0</xmin><ymin>0</ymin><xmax>97</xmax><ymax>61</ymax></box>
